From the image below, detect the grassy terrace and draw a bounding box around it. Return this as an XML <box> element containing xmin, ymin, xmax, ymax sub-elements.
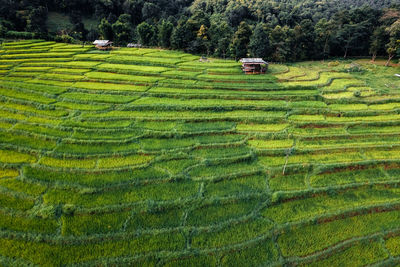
<box><xmin>0</xmin><ymin>40</ymin><xmax>399</xmax><ymax>266</ymax></box>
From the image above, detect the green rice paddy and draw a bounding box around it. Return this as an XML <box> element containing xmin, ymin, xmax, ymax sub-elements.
<box><xmin>0</xmin><ymin>40</ymin><xmax>399</xmax><ymax>266</ymax></box>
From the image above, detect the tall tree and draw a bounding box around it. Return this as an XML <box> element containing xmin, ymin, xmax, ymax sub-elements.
<box><xmin>26</xmin><ymin>6</ymin><xmax>47</xmax><ymax>37</ymax></box>
<box><xmin>335</xmin><ymin>21</ymin><xmax>368</xmax><ymax>58</ymax></box>
<box><xmin>315</xmin><ymin>18</ymin><xmax>334</xmax><ymax>59</ymax></box>
<box><xmin>196</xmin><ymin>24</ymin><xmax>210</xmax><ymax>55</ymax></box>
<box><xmin>249</xmin><ymin>23</ymin><xmax>270</xmax><ymax>59</ymax></box>
<box><xmin>208</xmin><ymin>15</ymin><xmax>233</xmax><ymax>58</ymax></box>
<box><xmin>112</xmin><ymin>14</ymin><xmax>132</xmax><ymax>44</ymax></box>
<box><xmin>70</xmin><ymin>12</ymin><xmax>87</xmax><ymax>41</ymax></box>
<box><xmin>369</xmin><ymin>26</ymin><xmax>386</xmax><ymax>61</ymax></box>
<box><xmin>170</xmin><ymin>17</ymin><xmax>190</xmax><ymax>49</ymax></box>
<box><xmin>295</xmin><ymin>19</ymin><xmax>315</xmax><ymax>60</ymax></box>
<box><xmin>122</xmin><ymin>0</ymin><xmax>143</xmax><ymax>25</ymax></box>
<box><xmin>385</xmin><ymin>19</ymin><xmax>400</xmax><ymax>66</ymax></box>
<box><xmin>158</xmin><ymin>20</ymin><xmax>173</xmax><ymax>47</ymax></box>
<box><xmin>142</xmin><ymin>2</ymin><xmax>160</xmax><ymax>21</ymax></box>
<box><xmin>98</xmin><ymin>18</ymin><xmax>113</xmax><ymax>40</ymax></box>
<box><xmin>269</xmin><ymin>25</ymin><xmax>290</xmax><ymax>62</ymax></box>
<box><xmin>230</xmin><ymin>21</ymin><xmax>252</xmax><ymax>60</ymax></box>
<box><xmin>136</xmin><ymin>21</ymin><xmax>155</xmax><ymax>46</ymax></box>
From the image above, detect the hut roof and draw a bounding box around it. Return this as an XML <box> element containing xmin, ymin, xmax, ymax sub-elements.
<box><xmin>127</xmin><ymin>43</ymin><xmax>142</xmax><ymax>48</ymax></box>
<box><xmin>93</xmin><ymin>40</ymin><xmax>113</xmax><ymax>46</ymax></box>
<box><xmin>240</xmin><ymin>58</ymin><xmax>267</xmax><ymax>64</ymax></box>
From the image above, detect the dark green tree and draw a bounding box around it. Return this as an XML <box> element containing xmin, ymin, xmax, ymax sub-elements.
<box><xmin>158</xmin><ymin>20</ymin><xmax>173</xmax><ymax>47</ymax></box>
<box><xmin>142</xmin><ymin>2</ymin><xmax>160</xmax><ymax>21</ymax></box>
<box><xmin>98</xmin><ymin>18</ymin><xmax>113</xmax><ymax>40</ymax></box>
<box><xmin>249</xmin><ymin>23</ymin><xmax>271</xmax><ymax>59</ymax></box>
<box><xmin>136</xmin><ymin>21</ymin><xmax>155</xmax><ymax>45</ymax></box>
<box><xmin>70</xmin><ymin>12</ymin><xmax>88</xmax><ymax>41</ymax></box>
<box><xmin>385</xmin><ymin>19</ymin><xmax>400</xmax><ymax>66</ymax></box>
<box><xmin>196</xmin><ymin>24</ymin><xmax>210</xmax><ymax>54</ymax></box>
<box><xmin>296</xmin><ymin>19</ymin><xmax>315</xmax><ymax>60</ymax></box>
<box><xmin>230</xmin><ymin>21</ymin><xmax>252</xmax><ymax>60</ymax></box>
<box><xmin>369</xmin><ymin>26</ymin><xmax>386</xmax><ymax>61</ymax></box>
<box><xmin>269</xmin><ymin>25</ymin><xmax>290</xmax><ymax>62</ymax></box>
<box><xmin>123</xmin><ymin>0</ymin><xmax>143</xmax><ymax>25</ymax></box>
<box><xmin>112</xmin><ymin>14</ymin><xmax>132</xmax><ymax>44</ymax></box>
<box><xmin>26</xmin><ymin>6</ymin><xmax>47</xmax><ymax>37</ymax></box>
<box><xmin>315</xmin><ymin>18</ymin><xmax>334</xmax><ymax>59</ymax></box>
<box><xmin>170</xmin><ymin>16</ymin><xmax>200</xmax><ymax>50</ymax></box>
<box><xmin>209</xmin><ymin>17</ymin><xmax>233</xmax><ymax>58</ymax></box>
<box><xmin>335</xmin><ymin>22</ymin><xmax>368</xmax><ymax>58</ymax></box>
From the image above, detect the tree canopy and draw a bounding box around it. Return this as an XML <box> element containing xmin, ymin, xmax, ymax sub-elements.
<box><xmin>0</xmin><ymin>0</ymin><xmax>399</xmax><ymax>62</ymax></box>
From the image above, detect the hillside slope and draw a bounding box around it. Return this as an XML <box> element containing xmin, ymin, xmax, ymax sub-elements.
<box><xmin>0</xmin><ymin>40</ymin><xmax>399</xmax><ymax>266</ymax></box>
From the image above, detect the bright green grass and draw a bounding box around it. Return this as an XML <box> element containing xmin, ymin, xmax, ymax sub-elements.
<box><xmin>85</xmin><ymin>71</ymin><xmax>162</xmax><ymax>83</ymax></box>
<box><xmin>43</xmin><ymin>181</ymin><xmax>198</xmax><ymax>207</ymax></box>
<box><xmin>0</xmin><ymin>150</ymin><xmax>36</xmax><ymax>164</ymax></box>
<box><xmin>259</xmin><ymin>151</ymin><xmax>365</xmax><ymax>167</ymax></box>
<box><xmin>54</xmin><ymin>101</ymin><xmax>111</xmax><ymax>111</ymax></box>
<box><xmin>60</xmin><ymin>92</ymin><xmax>138</xmax><ymax>103</ymax></box>
<box><xmin>236</xmin><ymin>123</ymin><xmax>288</xmax><ymax>133</ymax></box>
<box><xmin>96</xmin><ymin>63</ymin><xmax>171</xmax><ymax>74</ymax></box>
<box><xmin>0</xmin><ymin>169</ymin><xmax>19</xmax><ymax>178</ymax></box>
<box><xmin>83</xmin><ymin>110</ymin><xmax>286</xmax><ymax>120</ymax></box>
<box><xmin>248</xmin><ymin>139</ymin><xmax>294</xmax><ymax>149</ymax></box>
<box><xmin>0</xmin><ymin>233</ymin><xmax>184</xmax><ymax>265</ymax></box>
<box><xmin>13</xmin><ymin>123</ymin><xmax>72</xmax><ymax>138</ymax></box>
<box><xmin>97</xmin><ymin>154</ymin><xmax>154</xmax><ymax>169</ymax></box>
<box><xmin>24</xmin><ymin>166</ymin><xmax>167</xmax><ymax>187</ymax></box>
<box><xmin>0</xmin><ymin>87</ymin><xmax>56</xmax><ymax>104</ymax></box>
<box><xmin>39</xmin><ymin>157</ymin><xmax>97</xmax><ymax>169</ymax></box>
<box><xmin>1</xmin><ymin>101</ymin><xmax>68</xmax><ymax>117</ymax></box>
<box><xmin>2</xmin><ymin>42</ymin><xmax>400</xmax><ymax>266</ymax></box>
<box><xmin>73</xmin><ymin>81</ymin><xmax>149</xmax><ymax>92</ymax></box>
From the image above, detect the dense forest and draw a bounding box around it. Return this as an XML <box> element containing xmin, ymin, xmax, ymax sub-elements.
<box><xmin>1</xmin><ymin>0</ymin><xmax>400</xmax><ymax>62</ymax></box>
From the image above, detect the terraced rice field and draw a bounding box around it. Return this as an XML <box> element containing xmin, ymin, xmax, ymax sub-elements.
<box><xmin>0</xmin><ymin>40</ymin><xmax>400</xmax><ymax>266</ymax></box>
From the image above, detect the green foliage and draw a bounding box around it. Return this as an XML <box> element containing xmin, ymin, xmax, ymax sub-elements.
<box><xmin>112</xmin><ymin>14</ymin><xmax>132</xmax><ymax>45</ymax></box>
<box><xmin>98</xmin><ymin>18</ymin><xmax>113</xmax><ymax>40</ymax></box>
<box><xmin>230</xmin><ymin>21</ymin><xmax>252</xmax><ymax>59</ymax></box>
<box><xmin>137</xmin><ymin>22</ymin><xmax>155</xmax><ymax>46</ymax></box>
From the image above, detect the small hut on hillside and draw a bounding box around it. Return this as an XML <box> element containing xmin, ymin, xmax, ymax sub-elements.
<box><xmin>127</xmin><ymin>43</ymin><xmax>142</xmax><ymax>48</ymax></box>
<box><xmin>93</xmin><ymin>40</ymin><xmax>113</xmax><ymax>50</ymax></box>
<box><xmin>240</xmin><ymin>58</ymin><xmax>268</xmax><ymax>74</ymax></box>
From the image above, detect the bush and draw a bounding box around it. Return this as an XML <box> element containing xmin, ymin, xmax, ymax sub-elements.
<box><xmin>345</xmin><ymin>63</ymin><xmax>363</xmax><ymax>73</ymax></box>
<box><xmin>29</xmin><ymin>204</ymin><xmax>57</xmax><ymax>219</ymax></box>
<box><xmin>353</xmin><ymin>90</ymin><xmax>361</xmax><ymax>97</ymax></box>
<box><xmin>54</xmin><ymin>34</ymin><xmax>76</xmax><ymax>44</ymax></box>
<box><xmin>328</xmin><ymin>61</ymin><xmax>340</xmax><ymax>67</ymax></box>
<box><xmin>62</xmin><ymin>204</ymin><xmax>76</xmax><ymax>216</ymax></box>
<box><xmin>5</xmin><ymin>31</ymin><xmax>35</xmax><ymax>39</ymax></box>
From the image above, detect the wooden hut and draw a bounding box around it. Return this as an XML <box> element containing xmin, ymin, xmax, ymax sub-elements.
<box><xmin>93</xmin><ymin>40</ymin><xmax>113</xmax><ymax>50</ymax></box>
<box><xmin>240</xmin><ymin>58</ymin><xmax>268</xmax><ymax>74</ymax></box>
